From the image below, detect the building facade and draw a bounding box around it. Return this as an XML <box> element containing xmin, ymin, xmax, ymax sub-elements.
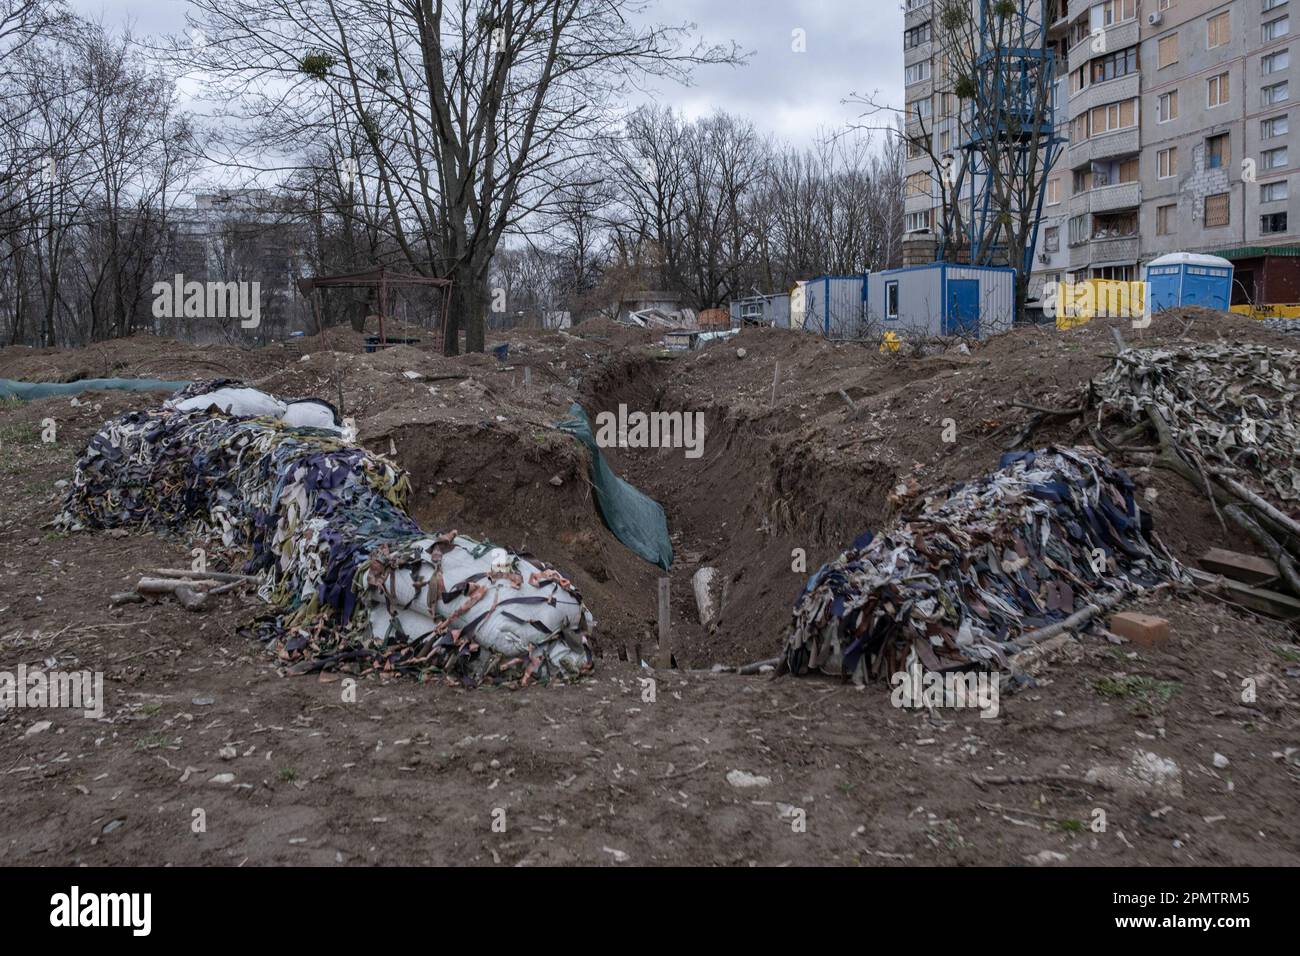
<box><xmin>902</xmin><ymin>0</ymin><xmax>1299</xmax><ymax>305</ymax></box>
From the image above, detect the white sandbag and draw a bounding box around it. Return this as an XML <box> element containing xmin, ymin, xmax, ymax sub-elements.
<box><xmin>282</xmin><ymin>399</ymin><xmax>342</xmax><ymax>433</ymax></box>
<box><xmin>173</xmin><ymin>386</ymin><xmax>287</xmax><ymax>419</ymax></box>
<box><xmin>364</xmin><ymin>535</ymin><xmax>591</xmax><ymax>676</ymax></box>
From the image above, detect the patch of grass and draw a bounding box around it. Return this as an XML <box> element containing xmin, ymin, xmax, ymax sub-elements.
<box><xmin>141</xmin><ymin>703</ymin><xmax>162</xmax><ymax>716</ymax></box>
<box><xmin>277</xmin><ymin>767</ymin><xmax>298</xmax><ymax>783</ymax></box>
<box><xmin>1271</xmin><ymin>644</ymin><xmax>1300</xmax><ymax>663</ymax></box>
<box><xmin>0</xmin><ymin>421</ymin><xmax>40</xmax><ymax>446</ymax></box>
<box><xmin>1055</xmin><ymin>818</ymin><xmax>1086</xmax><ymax>833</ymax></box>
<box><xmin>134</xmin><ymin>732</ymin><xmax>177</xmax><ymax>751</ymax></box>
<box><xmin>1094</xmin><ymin>674</ymin><xmax>1181</xmax><ymax>715</ymax></box>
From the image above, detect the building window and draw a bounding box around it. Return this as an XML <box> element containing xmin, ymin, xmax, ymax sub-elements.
<box><xmin>905</xmin><ymin>171</ymin><xmax>930</xmax><ymax>196</ymax></box>
<box><xmin>1262</xmin><ymin>211</ymin><xmax>1289</xmax><ymax>233</ymax></box>
<box><xmin>1263</xmin><ymin>49</ymin><xmax>1290</xmax><ymax>74</ymax></box>
<box><xmin>1087</xmin><ymin>98</ymin><xmax>1138</xmax><ymax>135</ymax></box>
<box><xmin>1157</xmin><ymin>89</ymin><xmax>1178</xmax><ymax>122</ymax></box>
<box><xmin>1262</xmin><ymin>180</ymin><xmax>1289</xmax><ymax>202</ymax></box>
<box><xmin>1207</xmin><ymin>133</ymin><xmax>1229</xmax><ymax>169</ymax></box>
<box><xmin>1156</xmin><ymin>204</ymin><xmax>1176</xmax><ymax>235</ymax></box>
<box><xmin>885</xmin><ymin>281</ymin><xmax>900</xmax><ymax>319</ymax></box>
<box><xmin>1265</xmin><ymin>0</ymin><xmax>1288</xmax><ymax>12</ymax></box>
<box><xmin>905</xmin><ymin>61</ymin><xmax>931</xmax><ymax>84</ymax></box>
<box><xmin>1204</xmin><ymin>192</ymin><xmax>1230</xmax><ymax>227</ymax></box>
<box><xmin>1207</xmin><ymin>11</ymin><xmax>1230</xmax><ymax>48</ymax></box>
<box><xmin>939</xmin><ymin>129</ymin><xmax>950</xmax><ymax>151</ymax></box>
<box><xmin>1264</xmin><ymin>146</ymin><xmax>1290</xmax><ymax>169</ymax></box>
<box><xmin>1207</xmin><ymin>72</ymin><xmax>1230</xmax><ymax>108</ymax></box>
<box><xmin>1043</xmin><ymin>226</ymin><xmax>1060</xmax><ymax>252</ymax></box>
<box><xmin>1264</xmin><ymin>16</ymin><xmax>1291</xmax><ymax>42</ymax></box>
<box><xmin>904</xmin><ymin>22</ymin><xmax>931</xmax><ymax>49</ymax></box>
<box><xmin>1263</xmin><ymin>114</ymin><xmax>1289</xmax><ymax>139</ymax></box>
<box><xmin>1068</xmin><ymin>214</ymin><xmax>1089</xmax><ymax>245</ymax></box>
<box><xmin>905</xmin><ymin>0</ymin><xmax>927</xmax><ymax>9</ymax></box>
<box><xmin>1157</xmin><ymin>147</ymin><xmax>1177</xmax><ymax>178</ymax></box>
<box><xmin>1091</xmin><ymin>47</ymin><xmax>1138</xmax><ymax>83</ymax></box>
<box><xmin>1158</xmin><ymin>0</ymin><xmax>1171</xmax><ymax>9</ymax></box>
<box><xmin>1157</xmin><ymin>34</ymin><xmax>1178</xmax><ymax>69</ymax></box>
<box><xmin>905</xmin><ymin>210</ymin><xmax>932</xmax><ymax>232</ymax></box>
<box><xmin>1264</xmin><ymin>80</ymin><xmax>1291</xmax><ymax>104</ymax></box>
<box><xmin>1046</xmin><ymin>176</ymin><xmax>1061</xmax><ymax>204</ymax></box>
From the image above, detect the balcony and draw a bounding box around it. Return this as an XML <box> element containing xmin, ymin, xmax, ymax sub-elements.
<box><xmin>1068</xmin><ymin>126</ymin><xmax>1140</xmax><ymax>166</ymax></box>
<box><xmin>1068</xmin><ymin>72</ymin><xmax>1140</xmax><ymax>118</ymax></box>
<box><xmin>1087</xmin><ymin>180</ymin><xmax>1141</xmax><ymax>213</ymax></box>
<box><xmin>1068</xmin><ymin>235</ymin><xmax>1139</xmax><ymax>269</ymax></box>
<box><xmin>1068</xmin><ymin>18</ymin><xmax>1140</xmax><ymax>74</ymax></box>
<box><xmin>904</xmin><ymin>2</ymin><xmax>930</xmax><ymax>28</ymax></box>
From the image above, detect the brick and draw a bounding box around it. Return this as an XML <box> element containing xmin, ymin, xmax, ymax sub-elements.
<box><xmin>1198</xmin><ymin>548</ymin><xmax>1279</xmax><ymax>586</ymax></box>
<box><xmin>1110</xmin><ymin>611</ymin><xmax>1171</xmax><ymax>647</ymax></box>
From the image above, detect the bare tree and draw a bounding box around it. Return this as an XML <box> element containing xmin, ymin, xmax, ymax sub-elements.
<box><xmin>178</xmin><ymin>0</ymin><xmax>742</xmax><ymax>354</ymax></box>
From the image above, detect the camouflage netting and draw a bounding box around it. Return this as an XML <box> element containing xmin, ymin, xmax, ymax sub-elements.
<box><xmin>782</xmin><ymin>447</ymin><xmax>1180</xmax><ymax>685</ymax></box>
<box><xmin>57</xmin><ymin>382</ymin><xmax>594</xmax><ymax>687</ymax></box>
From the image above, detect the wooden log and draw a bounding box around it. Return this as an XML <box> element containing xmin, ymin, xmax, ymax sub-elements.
<box><xmin>1188</xmin><ymin>569</ymin><xmax>1300</xmax><ymax>620</ymax></box>
<box><xmin>150</xmin><ymin>568</ymin><xmax>257</xmax><ymax>583</ymax></box>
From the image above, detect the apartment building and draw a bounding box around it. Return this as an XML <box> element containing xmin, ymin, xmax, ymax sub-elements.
<box><xmin>902</xmin><ymin>0</ymin><xmax>1300</xmax><ymax>305</ymax></box>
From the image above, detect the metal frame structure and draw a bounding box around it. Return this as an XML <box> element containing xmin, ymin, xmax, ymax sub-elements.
<box><xmin>943</xmin><ymin>0</ymin><xmax>1064</xmax><ymax>278</ymax></box>
<box><xmin>296</xmin><ymin>267</ymin><xmax>453</xmax><ymax>347</ymax></box>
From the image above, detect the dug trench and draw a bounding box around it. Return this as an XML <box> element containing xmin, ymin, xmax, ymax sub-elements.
<box><xmin>1</xmin><ymin>318</ymin><xmax>1299</xmax><ymax>866</ymax></box>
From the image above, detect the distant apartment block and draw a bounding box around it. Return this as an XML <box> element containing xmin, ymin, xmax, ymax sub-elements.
<box><xmin>902</xmin><ymin>0</ymin><xmax>1300</xmax><ymax>306</ymax></box>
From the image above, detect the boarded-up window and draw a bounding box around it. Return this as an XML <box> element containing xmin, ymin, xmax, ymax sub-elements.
<box><xmin>1157</xmin><ymin>34</ymin><xmax>1178</xmax><ymax>69</ymax></box>
<box><xmin>1156</xmin><ymin>204</ymin><xmax>1175</xmax><ymax>235</ymax></box>
<box><xmin>1157</xmin><ymin>147</ymin><xmax>1177</xmax><ymax>178</ymax></box>
<box><xmin>1118</xmin><ymin>157</ymin><xmax>1139</xmax><ymax>182</ymax></box>
<box><xmin>1207</xmin><ymin>72</ymin><xmax>1230</xmax><ymax>108</ymax></box>
<box><xmin>1157</xmin><ymin>90</ymin><xmax>1178</xmax><ymax>122</ymax></box>
<box><xmin>1204</xmin><ymin>192</ymin><xmax>1230</xmax><ymax>228</ymax></box>
<box><xmin>1207</xmin><ymin>12</ymin><xmax>1230</xmax><ymax>49</ymax></box>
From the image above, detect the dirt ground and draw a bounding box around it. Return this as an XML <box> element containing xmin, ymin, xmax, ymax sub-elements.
<box><xmin>1</xmin><ymin>312</ymin><xmax>1298</xmax><ymax>866</ymax></box>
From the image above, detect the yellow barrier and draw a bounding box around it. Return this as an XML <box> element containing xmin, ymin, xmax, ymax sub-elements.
<box><xmin>1053</xmin><ymin>279</ymin><xmax>1146</xmax><ymax>330</ymax></box>
<box><xmin>880</xmin><ymin>330</ymin><xmax>901</xmax><ymax>352</ymax></box>
<box><xmin>1230</xmin><ymin>303</ymin><xmax>1300</xmax><ymax>320</ymax></box>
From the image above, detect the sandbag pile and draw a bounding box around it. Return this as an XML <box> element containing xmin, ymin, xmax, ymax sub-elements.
<box><xmin>782</xmin><ymin>447</ymin><xmax>1177</xmax><ymax>684</ymax></box>
<box><xmin>57</xmin><ymin>381</ymin><xmax>594</xmax><ymax>686</ymax></box>
<box><xmin>1093</xmin><ymin>343</ymin><xmax>1300</xmax><ymax>507</ymax></box>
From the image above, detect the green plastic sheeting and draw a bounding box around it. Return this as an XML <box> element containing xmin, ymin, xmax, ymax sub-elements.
<box><xmin>556</xmin><ymin>403</ymin><xmax>673</xmax><ymax>570</ymax></box>
<box><xmin>0</xmin><ymin>377</ymin><xmax>190</xmax><ymax>401</ymax></box>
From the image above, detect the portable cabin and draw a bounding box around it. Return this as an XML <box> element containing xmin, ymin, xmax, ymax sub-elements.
<box><xmin>800</xmin><ymin>274</ymin><xmax>869</xmax><ymax>339</ymax></box>
<box><xmin>730</xmin><ymin>293</ymin><xmax>792</xmax><ymax>328</ymax></box>
<box><xmin>1143</xmin><ymin>253</ymin><xmax>1234</xmax><ymax>313</ymax></box>
<box><xmin>866</xmin><ymin>263</ymin><xmax>1016</xmax><ymax>339</ymax></box>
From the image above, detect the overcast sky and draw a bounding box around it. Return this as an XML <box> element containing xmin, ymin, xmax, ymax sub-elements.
<box><xmin>72</xmin><ymin>0</ymin><xmax>904</xmax><ymax>144</ymax></box>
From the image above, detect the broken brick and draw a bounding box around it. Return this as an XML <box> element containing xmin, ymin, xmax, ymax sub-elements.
<box><xmin>1110</xmin><ymin>611</ymin><xmax>1170</xmax><ymax>647</ymax></box>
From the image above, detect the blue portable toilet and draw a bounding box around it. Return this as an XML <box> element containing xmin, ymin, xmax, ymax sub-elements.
<box><xmin>1144</xmin><ymin>253</ymin><xmax>1234</xmax><ymax>312</ymax></box>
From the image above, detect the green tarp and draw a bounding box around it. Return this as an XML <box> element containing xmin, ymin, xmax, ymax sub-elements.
<box><xmin>0</xmin><ymin>377</ymin><xmax>190</xmax><ymax>401</ymax></box>
<box><xmin>556</xmin><ymin>403</ymin><xmax>673</xmax><ymax>570</ymax></box>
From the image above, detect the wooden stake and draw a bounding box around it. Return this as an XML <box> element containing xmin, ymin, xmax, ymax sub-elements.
<box><xmin>656</xmin><ymin>577</ymin><xmax>672</xmax><ymax>668</ymax></box>
<box><xmin>770</xmin><ymin>361</ymin><xmax>780</xmax><ymax>408</ymax></box>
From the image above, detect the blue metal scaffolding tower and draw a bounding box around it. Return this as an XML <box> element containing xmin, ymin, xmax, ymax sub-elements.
<box><xmin>941</xmin><ymin>0</ymin><xmax>1064</xmax><ymax>279</ymax></box>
